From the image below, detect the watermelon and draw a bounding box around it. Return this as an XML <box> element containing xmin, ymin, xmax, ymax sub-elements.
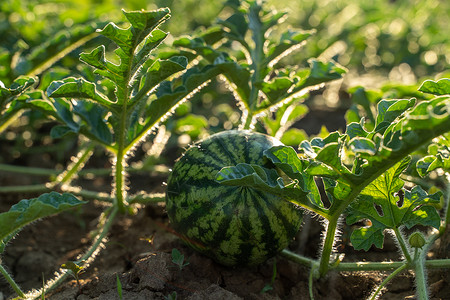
<box><xmin>165</xmin><ymin>130</ymin><xmax>302</xmax><ymax>266</ymax></box>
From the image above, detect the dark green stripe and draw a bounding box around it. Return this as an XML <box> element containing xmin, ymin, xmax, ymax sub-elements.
<box><xmin>249</xmin><ymin>189</ymin><xmax>280</xmax><ymax>257</ymax></box>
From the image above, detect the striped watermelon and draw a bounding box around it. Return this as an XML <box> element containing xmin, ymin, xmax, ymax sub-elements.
<box><xmin>165</xmin><ymin>130</ymin><xmax>303</xmax><ymax>266</ymax></box>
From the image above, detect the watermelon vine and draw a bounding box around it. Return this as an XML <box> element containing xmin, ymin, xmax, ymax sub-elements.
<box><xmin>0</xmin><ymin>1</ymin><xmax>449</xmax><ymax>299</ymax></box>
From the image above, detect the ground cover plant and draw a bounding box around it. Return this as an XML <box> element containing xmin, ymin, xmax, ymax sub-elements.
<box><xmin>0</xmin><ymin>0</ymin><xmax>449</xmax><ymax>299</ymax></box>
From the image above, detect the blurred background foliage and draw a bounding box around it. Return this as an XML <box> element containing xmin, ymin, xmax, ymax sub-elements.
<box><xmin>1</xmin><ymin>0</ymin><xmax>448</xmax><ymax>83</ymax></box>
<box><xmin>0</xmin><ymin>0</ymin><xmax>449</xmax><ymax>152</ymax></box>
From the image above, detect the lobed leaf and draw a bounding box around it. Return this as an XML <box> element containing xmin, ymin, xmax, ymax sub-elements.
<box><xmin>216</xmin><ymin>163</ymin><xmax>312</xmax><ymax>209</ymax></box>
<box><xmin>416</xmin><ymin>134</ymin><xmax>450</xmax><ymax>177</ymax></box>
<box><xmin>346</xmin><ymin>158</ymin><xmax>441</xmax><ymax>251</ymax></box>
<box><xmin>0</xmin><ymin>76</ymin><xmax>37</xmax><ymax>109</ymax></box>
<box><xmin>265</xmin><ymin>29</ymin><xmax>314</xmax><ymax>67</ymax></box>
<box><xmin>47</xmin><ymin>77</ymin><xmax>113</xmax><ymax>108</ymax></box>
<box><xmin>418</xmin><ymin>78</ymin><xmax>450</xmax><ymax>96</ymax></box>
<box><xmin>133</xmin><ymin>56</ymin><xmax>188</xmax><ymax>103</ymax></box>
<box><xmin>0</xmin><ymin>192</ymin><xmax>86</xmax><ymax>250</ymax></box>
<box><xmin>257</xmin><ymin>60</ymin><xmax>346</xmax><ymax>111</ymax></box>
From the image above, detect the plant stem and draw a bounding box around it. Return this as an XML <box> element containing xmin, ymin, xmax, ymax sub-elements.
<box><xmin>0</xmin><ymin>184</ymin><xmax>50</xmax><ymax>193</ymax></box>
<box><xmin>128</xmin><ymin>192</ymin><xmax>166</xmax><ymax>205</ymax></box>
<box><xmin>281</xmin><ymin>249</ymin><xmax>317</xmax><ymax>266</ymax></box>
<box><xmin>0</xmin><ymin>264</ymin><xmax>25</xmax><ymax>298</ymax></box>
<box><xmin>53</xmin><ymin>143</ymin><xmax>95</xmax><ymax>187</ymax></box>
<box><xmin>0</xmin><ymin>164</ymin><xmax>58</xmax><ymax>177</ymax></box>
<box><xmin>369</xmin><ymin>263</ymin><xmax>408</xmax><ymax>300</ymax></box>
<box><xmin>413</xmin><ymin>249</ymin><xmax>429</xmax><ymax>300</ymax></box>
<box><xmin>113</xmin><ymin>89</ymin><xmax>130</xmax><ymax>213</ymax></box>
<box><xmin>27</xmin><ymin>206</ymin><xmax>118</xmax><ymax>299</ymax></box>
<box><xmin>62</xmin><ymin>186</ymin><xmax>113</xmax><ymax>202</ymax></box>
<box><xmin>318</xmin><ymin>217</ymin><xmax>338</xmax><ymax>276</ymax></box>
<box><xmin>0</xmin><ymin>163</ymin><xmax>170</xmax><ymax>178</ymax></box>
<box><xmin>308</xmin><ymin>267</ymin><xmax>315</xmax><ymax>300</ymax></box>
<box><xmin>282</xmin><ymin>249</ymin><xmax>450</xmax><ymax>271</ymax></box>
<box><xmin>393</xmin><ymin>227</ymin><xmax>412</xmax><ymax>263</ymax></box>
<box><xmin>441</xmin><ymin>174</ymin><xmax>450</xmax><ymax>235</ymax></box>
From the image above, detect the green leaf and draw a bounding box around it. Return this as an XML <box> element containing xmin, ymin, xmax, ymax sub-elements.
<box><xmin>171</xmin><ymin>248</ymin><xmax>189</xmax><ymax>270</ymax></box>
<box><xmin>265</xmin><ymin>29</ymin><xmax>314</xmax><ymax>67</ymax></box>
<box><xmin>418</xmin><ymin>78</ymin><xmax>450</xmax><ymax>96</ymax></box>
<box><xmin>347</xmin><ymin>87</ymin><xmax>382</xmax><ymax>125</ymax></box>
<box><xmin>218</xmin><ymin>11</ymin><xmax>248</xmax><ymax>40</ymax></box>
<box><xmin>346</xmin><ymin>158</ymin><xmax>441</xmax><ymax>251</ymax></box>
<box><xmin>256</xmin><ymin>77</ymin><xmax>294</xmax><ymax>104</ymax></box>
<box><xmin>374</xmin><ymin>98</ymin><xmax>415</xmax><ymax>134</ymax></box>
<box><xmin>408</xmin><ymin>232</ymin><xmax>426</xmax><ymax>249</ymax></box>
<box><xmin>79</xmin><ymin>9</ymin><xmax>171</xmax><ymax>101</ymax></box>
<box><xmin>17</xmin><ymin>21</ymin><xmax>106</xmax><ymax>76</ymax></box>
<box><xmin>416</xmin><ymin>135</ymin><xmax>450</xmax><ymax>177</ymax></box>
<box><xmin>133</xmin><ymin>56</ymin><xmax>187</xmax><ymax>103</ymax></box>
<box><xmin>302</xmin><ymin>59</ymin><xmax>347</xmax><ymax>86</ymax></box>
<box><xmin>131</xmin><ymin>29</ymin><xmax>168</xmax><ymax>78</ymax></box>
<box><xmin>257</xmin><ymin>60</ymin><xmax>346</xmax><ymax>111</ymax></box>
<box><xmin>0</xmin><ymin>192</ymin><xmax>86</xmax><ymax>248</ymax></box>
<box><xmin>173</xmin><ymin>36</ymin><xmax>223</xmax><ymax>62</ymax></box>
<box><xmin>345</xmin><ymin>120</ymin><xmax>369</xmax><ymax>139</ymax></box>
<box><xmin>280</xmin><ymin>128</ymin><xmax>308</xmax><ymax>146</ymax></box>
<box><xmin>262</xmin><ymin>103</ymin><xmax>308</xmax><ymax>138</ymax></box>
<box><xmin>73</xmin><ymin>100</ymin><xmax>113</xmax><ymax>144</ymax></box>
<box><xmin>348</xmin><ymin>137</ymin><xmax>377</xmax><ymax>155</ymax></box>
<box><xmin>264</xmin><ymin>146</ymin><xmax>323</xmax><ymax>208</ymax></box>
<box><xmin>47</xmin><ymin>77</ymin><xmax>113</xmax><ymax>107</ymax></box>
<box><xmin>216</xmin><ymin>162</ymin><xmax>315</xmax><ymax>211</ymax></box>
<box><xmin>0</xmin><ymin>76</ymin><xmax>36</xmax><ymax>109</ymax></box>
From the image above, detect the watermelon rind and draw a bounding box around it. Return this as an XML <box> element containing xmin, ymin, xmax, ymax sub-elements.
<box><xmin>166</xmin><ymin>130</ymin><xmax>303</xmax><ymax>266</ymax></box>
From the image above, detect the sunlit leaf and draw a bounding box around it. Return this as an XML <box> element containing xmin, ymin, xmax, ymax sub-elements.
<box><xmin>346</xmin><ymin>158</ymin><xmax>441</xmax><ymax>251</ymax></box>
<box><xmin>47</xmin><ymin>77</ymin><xmax>113</xmax><ymax>107</ymax></box>
<box><xmin>0</xmin><ymin>192</ymin><xmax>86</xmax><ymax>250</ymax></box>
<box><xmin>419</xmin><ymin>78</ymin><xmax>450</xmax><ymax>96</ymax></box>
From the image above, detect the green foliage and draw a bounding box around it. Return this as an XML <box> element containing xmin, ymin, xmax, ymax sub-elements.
<box><xmin>0</xmin><ymin>1</ymin><xmax>449</xmax><ymax>299</ymax></box>
<box><xmin>171</xmin><ymin>248</ymin><xmax>189</xmax><ymax>270</ymax></box>
<box><xmin>419</xmin><ymin>79</ymin><xmax>450</xmax><ymax>96</ymax></box>
<box><xmin>215</xmin><ymin>80</ymin><xmax>450</xmax><ymax>297</ymax></box>
<box><xmin>116</xmin><ymin>274</ymin><xmax>123</xmax><ymax>300</ymax></box>
<box><xmin>0</xmin><ymin>76</ymin><xmax>36</xmax><ymax>108</ymax></box>
<box><xmin>0</xmin><ymin>192</ymin><xmax>86</xmax><ymax>253</ymax></box>
<box><xmin>170</xmin><ymin>0</ymin><xmax>346</xmax><ymax>130</ymax></box>
<box><xmin>346</xmin><ymin>158</ymin><xmax>441</xmax><ymax>251</ymax></box>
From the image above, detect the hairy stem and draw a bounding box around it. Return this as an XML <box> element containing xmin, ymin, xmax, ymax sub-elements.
<box><xmin>393</xmin><ymin>227</ymin><xmax>412</xmax><ymax>263</ymax></box>
<box><xmin>413</xmin><ymin>250</ymin><xmax>429</xmax><ymax>300</ymax></box>
<box><xmin>53</xmin><ymin>143</ymin><xmax>95</xmax><ymax>187</ymax></box>
<box><xmin>0</xmin><ymin>163</ymin><xmax>170</xmax><ymax>178</ymax></box>
<box><xmin>0</xmin><ymin>264</ymin><xmax>25</xmax><ymax>298</ymax></box>
<box><xmin>369</xmin><ymin>263</ymin><xmax>408</xmax><ymax>300</ymax></box>
<box><xmin>27</xmin><ymin>206</ymin><xmax>118</xmax><ymax>299</ymax></box>
<box><xmin>319</xmin><ymin>216</ymin><xmax>338</xmax><ymax>276</ymax></box>
<box><xmin>113</xmin><ymin>90</ymin><xmax>130</xmax><ymax>213</ymax></box>
<box><xmin>282</xmin><ymin>249</ymin><xmax>450</xmax><ymax>271</ymax></box>
<box><xmin>0</xmin><ymin>184</ymin><xmax>50</xmax><ymax>194</ymax></box>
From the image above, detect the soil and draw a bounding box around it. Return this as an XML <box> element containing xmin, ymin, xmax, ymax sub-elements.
<box><xmin>0</xmin><ymin>107</ymin><xmax>449</xmax><ymax>300</ymax></box>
